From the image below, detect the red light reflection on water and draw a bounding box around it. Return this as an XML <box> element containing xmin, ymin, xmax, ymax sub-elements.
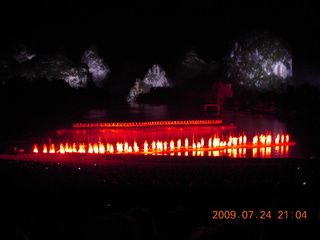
<box><xmin>32</xmin><ymin>125</ymin><xmax>294</xmax><ymax>158</ymax></box>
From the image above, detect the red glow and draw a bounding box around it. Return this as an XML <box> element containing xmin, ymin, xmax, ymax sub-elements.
<box><xmin>32</xmin><ymin>144</ymin><xmax>39</xmax><ymax>153</ymax></box>
<box><xmin>32</xmin><ymin>131</ymin><xmax>294</xmax><ymax>158</ymax></box>
<box><xmin>43</xmin><ymin>144</ymin><xmax>48</xmax><ymax>153</ymax></box>
<box><xmin>49</xmin><ymin>144</ymin><xmax>55</xmax><ymax>153</ymax></box>
<box><xmin>72</xmin><ymin>119</ymin><xmax>223</xmax><ymax>128</ymax></box>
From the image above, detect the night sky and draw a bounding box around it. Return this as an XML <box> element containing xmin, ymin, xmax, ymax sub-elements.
<box><xmin>1</xmin><ymin>0</ymin><xmax>320</xmax><ymax>78</ymax></box>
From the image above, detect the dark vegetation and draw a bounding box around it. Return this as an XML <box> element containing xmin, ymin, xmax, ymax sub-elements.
<box><xmin>2</xmin><ymin>74</ymin><xmax>320</xmax><ymax>143</ymax></box>
<box><xmin>137</xmin><ymin>80</ymin><xmax>320</xmax><ymax>129</ymax></box>
<box><xmin>0</xmin><ymin>78</ymin><xmax>113</xmax><ymax>143</ymax></box>
<box><xmin>224</xmin><ymin>84</ymin><xmax>320</xmax><ymax>120</ymax></box>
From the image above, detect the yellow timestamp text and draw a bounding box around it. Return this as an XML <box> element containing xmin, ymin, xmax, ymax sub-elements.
<box><xmin>212</xmin><ymin>210</ymin><xmax>307</xmax><ymax>220</ymax></box>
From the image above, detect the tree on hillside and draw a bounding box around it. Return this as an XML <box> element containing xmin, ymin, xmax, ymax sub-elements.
<box><xmin>224</xmin><ymin>31</ymin><xmax>292</xmax><ymax>93</ymax></box>
<box><xmin>81</xmin><ymin>46</ymin><xmax>111</xmax><ymax>88</ymax></box>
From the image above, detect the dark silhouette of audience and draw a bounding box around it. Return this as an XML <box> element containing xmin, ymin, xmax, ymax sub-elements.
<box><xmin>0</xmin><ymin>157</ymin><xmax>319</xmax><ymax>239</ymax></box>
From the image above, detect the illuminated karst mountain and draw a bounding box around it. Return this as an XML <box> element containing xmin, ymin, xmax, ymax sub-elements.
<box><xmin>126</xmin><ymin>64</ymin><xmax>170</xmax><ymax>102</ymax></box>
<box><xmin>4</xmin><ymin>45</ymin><xmax>111</xmax><ymax>89</ymax></box>
<box><xmin>81</xmin><ymin>46</ymin><xmax>111</xmax><ymax>88</ymax></box>
<box><xmin>225</xmin><ymin>31</ymin><xmax>292</xmax><ymax>92</ymax></box>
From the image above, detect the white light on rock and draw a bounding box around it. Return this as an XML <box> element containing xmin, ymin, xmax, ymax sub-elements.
<box><xmin>127</xmin><ymin>64</ymin><xmax>170</xmax><ymax>102</ymax></box>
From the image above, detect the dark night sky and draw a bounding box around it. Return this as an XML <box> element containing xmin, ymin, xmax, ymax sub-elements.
<box><xmin>1</xmin><ymin>0</ymin><xmax>320</xmax><ymax>75</ymax></box>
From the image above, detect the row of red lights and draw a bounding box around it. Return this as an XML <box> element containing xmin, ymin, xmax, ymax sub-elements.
<box><xmin>72</xmin><ymin>119</ymin><xmax>223</xmax><ymax>128</ymax></box>
<box><xmin>32</xmin><ymin>133</ymin><xmax>293</xmax><ymax>155</ymax></box>
<box><xmin>32</xmin><ymin>145</ymin><xmax>289</xmax><ymax>158</ymax></box>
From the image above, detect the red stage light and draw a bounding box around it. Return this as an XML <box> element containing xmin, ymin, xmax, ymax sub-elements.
<box><xmin>32</xmin><ymin>131</ymin><xmax>294</xmax><ymax>158</ymax></box>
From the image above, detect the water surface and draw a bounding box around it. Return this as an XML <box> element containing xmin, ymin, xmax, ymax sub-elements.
<box><xmin>22</xmin><ymin>103</ymin><xmax>307</xmax><ymax>158</ymax></box>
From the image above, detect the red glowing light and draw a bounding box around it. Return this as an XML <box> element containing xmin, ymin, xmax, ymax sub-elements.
<box><xmin>43</xmin><ymin>144</ymin><xmax>48</xmax><ymax>153</ymax></box>
<box><xmin>32</xmin><ymin>131</ymin><xmax>294</xmax><ymax>158</ymax></box>
<box><xmin>72</xmin><ymin>119</ymin><xmax>223</xmax><ymax>128</ymax></box>
<box><xmin>49</xmin><ymin>144</ymin><xmax>55</xmax><ymax>153</ymax></box>
<box><xmin>32</xmin><ymin>144</ymin><xmax>39</xmax><ymax>153</ymax></box>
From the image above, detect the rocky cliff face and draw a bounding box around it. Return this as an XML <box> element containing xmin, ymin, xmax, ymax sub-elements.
<box><xmin>2</xmin><ymin>45</ymin><xmax>111</xmax><ymax>89</ymax></box>
<box><xmin>126</xmin><ymin>64</ymin><xmax>170</xmax><ymax>102</ymax></box>
<box><xmin>225</xmin><ymin>31</ymin><xmax>292</xmax><ymax>92</ymax></box>
<box><xmin>81</xmin><ymin>46</ymin><xmax>110</xmax><ymax>88</ymax></box>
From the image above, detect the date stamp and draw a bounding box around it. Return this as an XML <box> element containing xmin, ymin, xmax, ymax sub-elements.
<box><xmin>212</xmin><ymin>210</ymin><xmax>307</xmax><ymax>220</ymax></box>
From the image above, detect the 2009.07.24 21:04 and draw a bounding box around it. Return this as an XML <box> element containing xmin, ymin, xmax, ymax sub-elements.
<box><xmin>212</xmin><ymin>210</ymin><xmax>307</xmax><ymax>220</ymax></box>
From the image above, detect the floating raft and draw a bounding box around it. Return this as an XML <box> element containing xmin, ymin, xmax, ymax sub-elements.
<box><xmin>72</xmin><ymin>119</ymin><xmax>224</xmax><ymax>128</ymax></box>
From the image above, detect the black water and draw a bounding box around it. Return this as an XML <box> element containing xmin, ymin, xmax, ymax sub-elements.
<box><xmin>2</xmin><ymin>103</ymin><xmax>319</xmax><ymax>158</ymax></box>
<box><xmin>1</xmin><ymin>104</ymin><xmax>320</xmax><ymax>239</ymax></box>
<box><xmin>81</xmin><ymin>104</ymin><xmax>320</xmax><ymax>158</ymax></box>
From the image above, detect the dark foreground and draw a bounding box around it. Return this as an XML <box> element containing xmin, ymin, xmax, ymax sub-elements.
<box><xmin>0</xmin><ymin>154</ymin><xmax>319</xmax><ymax>240</ymax></box>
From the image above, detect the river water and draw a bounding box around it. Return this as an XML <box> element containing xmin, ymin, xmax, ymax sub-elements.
<box><xmin>8</xmin><ymin>103</ymin><xmax>315</xmax><ymax>158</ymax></box>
